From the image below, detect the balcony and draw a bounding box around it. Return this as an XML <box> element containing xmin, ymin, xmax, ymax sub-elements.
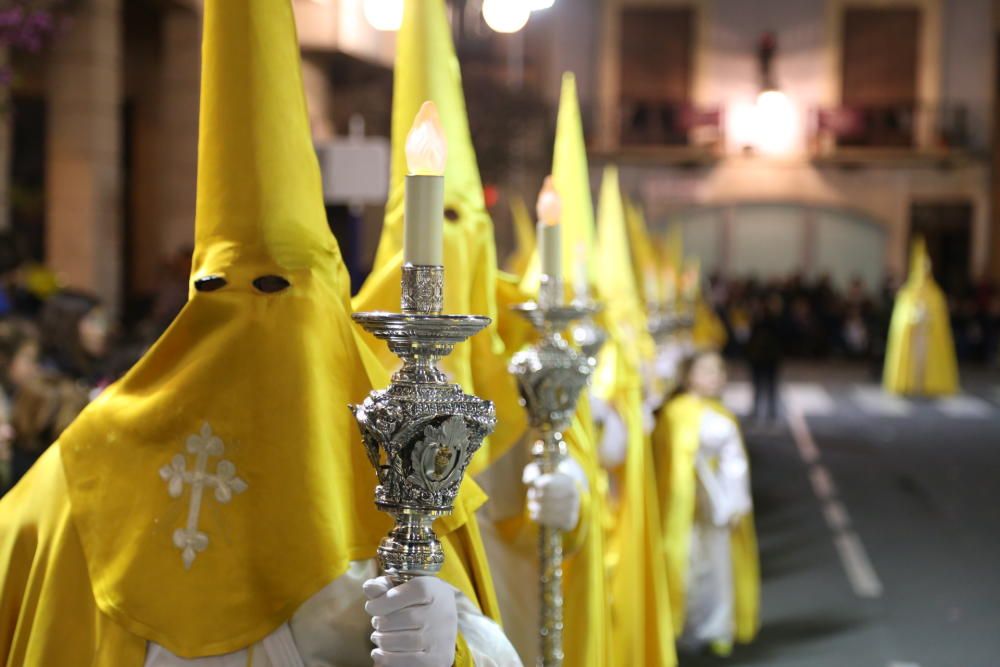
<box><xmin>809</xmin><ymin>103</ymin><xmax>976</xmax><ymax>166</ymax></box>
<box><xmin>613</xmin><ymin>99</ymin><xmax>724</xmax><ymax>164</ymax></box>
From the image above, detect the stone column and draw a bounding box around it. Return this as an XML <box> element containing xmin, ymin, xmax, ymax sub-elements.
<box><xmin>159</xmin><ymin>5</ymin><xmax>201</xmax><ymax>259</ymax></box>
<box><xmin>45</xmin><ymin>0</ymin><xmax>123</xmax><ymax>314</ymax></box>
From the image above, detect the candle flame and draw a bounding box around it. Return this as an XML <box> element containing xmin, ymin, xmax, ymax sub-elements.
<box><xmin>406</xmin><ymin>101</ymin><xmax>447</xmax><ymax>176</ymax></box>
<box><xmin>536</xmin><ymin>175</ymin><xmax>562</xmax><ymax>227</ymax></box>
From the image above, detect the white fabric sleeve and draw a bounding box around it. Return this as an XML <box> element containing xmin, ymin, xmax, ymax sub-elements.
<box><xmin>597</xmin><ymin>405</ymin><xmax>628</xmax><ymax>469</ymax></box>
<box><xmin>697</xmin><ymin>409</ymin><xmax>752</xmax><ymax>526</ymax></box>
<box><xmin>455</xmin><ymin>590</ymin><xmax>524</xmax><ymax>667</ymax></box>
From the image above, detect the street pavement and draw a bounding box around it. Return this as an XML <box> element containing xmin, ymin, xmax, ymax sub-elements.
<box><xmin>681</xmin><ymin>363</ymin><xmax>1000</xmax><ymax>667</ymax></box>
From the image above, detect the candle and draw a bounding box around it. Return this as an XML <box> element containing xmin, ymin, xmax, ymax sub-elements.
<box><xmin>536</xmin><ymin>175</ymin><xmax>562</xmax><ymax>285</ymax></box>
<box><xmin>404</xmin><ymin>101</ymin><xmax>447</xmax><ymax>266</ymax></box>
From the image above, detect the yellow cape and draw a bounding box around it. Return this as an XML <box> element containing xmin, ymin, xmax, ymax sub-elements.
<box><xmin>504</xmin><ymin>195</ymin><xmax>536</xmax><ymax>279</ymax></box>
<box><xmin>512</xmin><ymin>73</ymin><xmax>612</xmax><ymax>667</ymax></box>
<box><xmin>594</xmin><ymin>167</ymin><xmax>676</xmax><ymax>667</ymax></box>
<box><xmin>653</xmin><ymin>393</ymin><xmax>760</xmax><ymax>643</ymax></box>
<box><xmin>0</xmin><ymin>0</ymin><xmax>497</xmax><ymax>662</ymax></box>
<box><xmin>353</xmin><ymin>0</ymin><xmax>525</xmax><ymax>476</ymax></box>
<box><xmin>883</xmin><ymin>238</ymin><xmax>959</xmax><ymax>396</ymax></box>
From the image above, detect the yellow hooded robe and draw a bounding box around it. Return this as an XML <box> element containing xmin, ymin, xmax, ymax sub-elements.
<box><xmin>490</xmin><ymin>72</ymin><xmax>611</xmax><ymax>667</ymax></box>
<box><xmin>0</xmin><ymin>1</ymin><xmax>497</xmax><ymax>663</ymax></box>
<box><xmin>503</xmin><ymin>195</ymin><xmax>536</xmax><ymax>279</ymax></box>
<box><xmin>594</xmin><ymin>167</ymin><xmax>677</xmax><ymax>667</ymax></box>
<box><xmin>353</xmin><ymin>0</ymin><xmax>526</xmax><ymax>476</ymax></box>
<box><xmin>684</xmin><ymin>259</ymin><xmax>728</xmax><ymax>351</ymax></box>
<box><xmin>653</xmin><ymin>394</ymin><xmax>760</xmax><ymax>644</ymax></box>
<box><xmin>883</xmin><ymin>237</ymin><xmax>959</xmax><ymax>396</ymax></box>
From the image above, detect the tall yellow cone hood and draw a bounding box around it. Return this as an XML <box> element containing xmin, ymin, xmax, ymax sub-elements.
<box><xmin>883</xmin><ymin>236</ymin><xmax>960</xmax><ymax>395</ymax></box>
<box><xmin>55</xmin><ymin>0</ymin><xmax>396</xmax><ymax>656</ymax></box>
<box><xmin>192</xmin><ymin>0</ymin><xmax>339</xmax><ymax>283</ymax></box>
<box><xmin>355</xmin><ymin>0</ymin><xmax>525</xmax><ymax>475</ymax></box>
<box><xmin>522</xmin><ymin>72</ymin><xmax>597</xmax><ymax>297</ymax></box>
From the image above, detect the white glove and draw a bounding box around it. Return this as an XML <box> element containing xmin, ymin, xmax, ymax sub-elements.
<box><xmin>523</xmin><ymin>461</ymin><xmax>582</xmax><ymax>532</ymax></box>
<box><xmin>598</xmin><ymin>407</ymin><xmax>628</xmax><ymax>469</ymax></box>
<box><xmin>363</xmin><ymin>575</ymin><xmax>458</xmax><ymax>667</ymax></box>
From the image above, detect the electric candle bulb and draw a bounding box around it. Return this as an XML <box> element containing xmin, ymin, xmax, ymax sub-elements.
<box><xmin>536</xmin><ymin>176</ymin><xmax>562</xmax><ymax>226</ymax></box>
<box><xmin>406</xmin><ymin>101</ymin><xmax>447</xmax><ymax>176</ymax></box>
<box><xmin>404</xmin><ymin>101</ymin><xmax>447</xmax><ymax>266</ymax></box>
<box><xmin>536</xmin><ymin>175</ymin><xmax>562</xmax><ymax>291</ymax></box>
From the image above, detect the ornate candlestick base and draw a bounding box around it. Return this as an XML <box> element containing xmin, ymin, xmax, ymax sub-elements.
<box><xmin>352</xmin><ymin>264</ymin><xmax>496</xmax><ymax>583</ymax></box>
<box><xmin>568</xmin><ymin>298</ymin><xmax>608</xmax><ymax>362</ymax></box>
<box><xmin>509</xmin><ymin>301</ymin><xmax>596</xmax><ymax>667</ymax></box>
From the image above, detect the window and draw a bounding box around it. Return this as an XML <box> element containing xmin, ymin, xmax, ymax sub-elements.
<box><xmin>618</xmin><ymin>7</ymin><xmax>694</xmax><ymax>146</ymax></box>
<box><xmin>839</xmin><ymin>8</ymin><xmax>921</xmax><ymax>147</ymax></box>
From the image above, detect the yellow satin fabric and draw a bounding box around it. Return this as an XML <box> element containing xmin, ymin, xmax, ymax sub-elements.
<box><xmin>0</xmin><ymin>447</ymin><xmax>490</xmax><ymax>666</ymax></box>
<box><xmin>0</xmin><ymin>0</ymin><xmax>499</xmax><ymax>660</ymax></box>
<box><xmin>653</xmin><ymin>394</ymin><xmax>760</xmax><ymax>643</ymax></box>
<box><xmin>504</xmin><ymin>195</ymin><xmax>536</xmax><ymax>279</ymax></box>
<box><xmin>562</xmin><ymin>411</ymin><xmax>613</xmax><ymax>667</ymax></box>
<box><xmin>353</xmin><ymin>0</ymin><xmax>524</xmax><ymax>476</ymax></box>
<box><xmin>883</xmin><ymin>239</ymin><xmax>959</xmax><ymax>396</ymax></box>
<box><xmin>521</xmin><ymin>73</ymin><xmax>597</xmax><ymax>299</ymax></box>
<box><xmin>692</xmin><ymin>296</ymin><xmax>728</xmax><ymax>351</ymax></box>
<box><xmin>593</xmin><ymin>168</ymin><xmax>676</xmax><ymax>667</ymax></box>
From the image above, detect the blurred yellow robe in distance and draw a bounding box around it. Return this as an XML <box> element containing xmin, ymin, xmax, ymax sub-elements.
<box><xmin>353</xmin><ymin>0</ymin><xmax>525</xmax><ymax>476</ymax></box>
<box><xmin>487</xmin><ymin>72</ymin><xmax>610</xmax><ymax>667</ymax></box>
<box><xmin>883</xmin><ymin>239</ymin><xmax>959</xmax><ymax>396</ymax></box>
<box><xmin>0</xmin><ymin>1</ymin><xmax>496</xmax><ymax>663</ymax></box>
<box><xmin>594</xmin><ymin>167</ymin><xmax>676</xmax><ymax>667</ymax></box>
<box><xmin>504</xmin><ymin>195</ymin><xmax>536</xmax><ymax>279</ymax></box>
<box><xmin>653</xmin><ymin>394</ymin><xmax>760</xmax><ymax>644</ymax></box>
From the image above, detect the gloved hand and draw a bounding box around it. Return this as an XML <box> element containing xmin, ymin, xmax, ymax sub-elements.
<box><xmin>598</xmin><ymin>407</ymin><xmax>628</xmax><ymax>469</ymax></box>
<box><xmin>523</xmin><ymin>461</ymin><xmax>582</xmax><ymax>532</ymax></box>
<box><xmin>363</xmin><ymin>575</ymin><xmax>458</xmax><ymax>667</ymax></box>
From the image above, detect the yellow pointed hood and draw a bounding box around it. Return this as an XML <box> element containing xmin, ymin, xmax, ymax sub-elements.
<box><xmin>522</xmin><ymin>72</ymin><xmax>596</xmax><ymax>297</ymax></box>
<box><xmin>56</xmin><ymin>0</ymin><xmax>390</xmax><ymax>656</ymax></box>
<box><xmin>504</xmin><ymin>194</ymin><xmax>536</xmax><ymax>278</ymax></box>
<box><xmin>656</xmin><ymin>225</ymin><xmax>684</xmax><ymax>306</ymax></box>
<box><xmin>192</xmin><ymin>0</ymin><xmax>339</xmax><ymax>284</ymax></box>
<box><xmin>595</xmin><ymin>167</ymin><xmax>647</xmax><ymax>334</ymax></box>
<box><xmin>624</xmin><ymin>198</ymin><xmax>660</xmax><ymax>308</ymax></box>
<box><xmin>354</xmin><ymin>0</ymin><xmax>525</xmax><ymax>475</ymax></box>
<box><xmin>905</xmin><ymin>235</ymin><xmax>933</xmax><ymax>288</ymax></box>
<box><xmin>372</xmin><ymin>0</ymin><xmax>484</xmax><ymax>270</ymax></box>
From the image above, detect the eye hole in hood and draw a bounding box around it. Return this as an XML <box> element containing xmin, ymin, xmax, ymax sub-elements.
<box><xmin>444</xmin><ymin>206</ymin><xmax>460</xmax><ymax>223</ymax></box>
<box><xmin>252</xmin><ymin>275</ymin><xmax>291</xmax><ymax>294</ymax></box>
<box><xmin>194</xmin><ymin>275</ymin><xmax>228</xmax><ymax>292</ymax></box>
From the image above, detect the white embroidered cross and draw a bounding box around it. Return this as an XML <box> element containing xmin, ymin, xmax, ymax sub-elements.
<box><xmin>159</xmin><ymin>423</ymin><xmax>248</xmax><ymax>570</ymax></box>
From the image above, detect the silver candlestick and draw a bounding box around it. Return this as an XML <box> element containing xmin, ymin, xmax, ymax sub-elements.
<box><xmin>509</xmin><ymin>276</ymin><xmax>596</xmax><ymax>667</ymax></box>
<box><xmin>351</xmin><ymin>264</ymin><xmax>496</xmax><ymax>583</ymax></box>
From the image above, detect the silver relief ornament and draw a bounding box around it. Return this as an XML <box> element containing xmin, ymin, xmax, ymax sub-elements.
<box><xmin>509</xmin><ymin>280</ymin><xmax>596</xmax><ymax>667</ymax></box>
<box><xmin>351</xmin><ymin>263</ymin><xmax>496</xmax><ymax>581</ymax></box>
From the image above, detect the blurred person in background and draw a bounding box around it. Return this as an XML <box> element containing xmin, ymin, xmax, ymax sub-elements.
<box><xmin>654</xmin><ymin>350</ymin><xmax>759</xmax><ymax>658</ymax></box>
<box><xmin>745</xmin><ymin>293</ymin><xmax>784</xmax><ymax>424</ymax></box>
<box><xmin>0</xmin><ymin>318</ymin><xmax>88</xmax><ymax>493</ymax></box>
<box><xmin>39</xmin><ymin>290</ymin><xmax>112</xmax><ymax>395</ymax></box>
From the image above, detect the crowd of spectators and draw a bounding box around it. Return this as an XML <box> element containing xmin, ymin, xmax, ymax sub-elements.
<box><xmin>707</xmin><ymin>272</ymin><xmax>1000</xmax><ymax>371</ymax></box>
<box><xmin>0</xmin><ymin>249</ymin><xmax>174</xmax><ymax>495</ymax></box>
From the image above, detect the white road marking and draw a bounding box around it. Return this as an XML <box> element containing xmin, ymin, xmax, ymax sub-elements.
<box><xmin>809</xmin><ymin>466</ymin><xmax>837</xmax><ymax>500</ymax></box>
<box><xmin>833</xmin><ymin>532</ymin><xmax>884</xmax><ymax>598</ymax></box>
<box><xmin>852</xmin><ymin>387</ymin><xmax>913</xmax><ymax>417</ymax></box>
<box><xmin>936</xmin><ymin>395</ymin><xmax>994</xmax><ymax>418</ymax></box>
<box><xmin>821</xmin><ymin>500</ymin><xmax>850</xmax><ymax>531</ymax></box>
<box><xmin>786</xmin><ymin>409</ymin><xmax>820</xmax><ymax>464</ymax></box>
<box><xmin>888</xmin><ymin>660</ymin><xmax>921</xmax><ymax>667</ymax></box>
<box><xmin>723</xmin><ymin>381</ymin><xmax>753</xmax><ymax>416</ymax></box>
<box><xmin>786</xmin><ymin>403</ymin><xmax>884</xmax><ymax>600</ymax></box>
<box><xmin>784</xmin><ymin>383</ymin><xmax>836</xmax><ymax>416</ymax></box>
